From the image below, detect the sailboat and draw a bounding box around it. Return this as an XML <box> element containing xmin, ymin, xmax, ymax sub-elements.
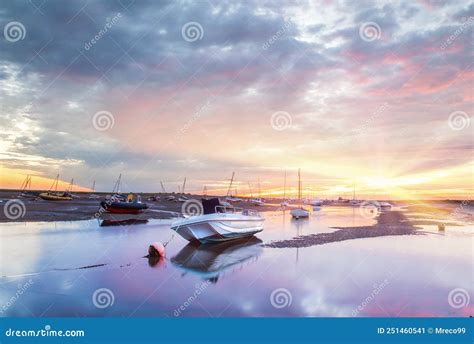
<box><xmin>249</xmin><ymin>179</ymin><xmax>265</xmax><ymax>206</ymax></box>
<box><xmin>100</xmin><ymin>174</ymin><xmax>149</xmax><ymax>214</ymax></box>
<box><xmin>39</xmin><ymin>175</ymin><xmax>73</xmax><ymax>201</ymax></box>
<box><xmin>18</xmin><ymin>175</ymin><xmax>37</xmax><ymax>199</ymax></box>
<box><xmin>89</xmin><ymin>180</ymin><xmax>100</xmax><ymax>199</ymax></box>
<box><xmin>224</xmin><ymin>172</ymin><xmax>242</xmax><ymax>203</ymax></box>
<box><xmin>290</xmin><ymin>169</ymin><xmax>309</xmax><ymax>219</ymax></box>
<box><xmin>177</xmin><ymin>178</ymin><xmax>189</xmax><ymax>202</ymax></box>
<box><xmin>349</xmin><ymin>182</ymin><xmax>360</xmax><ymax>206</ymax></box>
<box><xmin>280</xmin><ymin>171</ymin><xmax>289</xmax><ymax>207</ymax></box>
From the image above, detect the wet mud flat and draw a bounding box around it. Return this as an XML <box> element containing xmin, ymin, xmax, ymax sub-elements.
<box><xmin>265</xmin><ymin>211</ymin><xmax>420</xmax><ymax>248</ymax></box>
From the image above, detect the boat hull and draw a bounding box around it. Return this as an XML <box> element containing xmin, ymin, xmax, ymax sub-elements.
<box><xmin>171</xmin><ymin>214</ymin><xmax>264</xmax><ymax>244</ymax></box>
<box><xmin>39</xmin><ymin>193</ymin><xmax>72</xmax><ymax>201</ymax></box>
<box><xmin>100</xmin><ymin>201</ymin><xmax>148</xmax><ymax>214</ymax></box>
<box><xmin>290</xmin><ymin>208</ymin><xmax>310</xmax><ymax>219</ymax></box>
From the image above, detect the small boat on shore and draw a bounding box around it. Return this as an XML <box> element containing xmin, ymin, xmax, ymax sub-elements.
<box><xmin>89</xmin><ymin>180</ymin><xmax>100</xmax><ymax>199</ymax></box>
<box><xmin>39</xmin><ymin>175</ymin><xmax>73</xmax><ymax>201</ymax></box>
<box><xmin>100</xmin><ymin>193</ymin><xmax>149</xmax><ymax>214</ymax></box>
<box><xmin>291</xmin><ymin>169</ymin><xmax>309</xmax><ymax>219</ymax></box>
<box><xmin>379</xmin><ymin>201</ymin><xmax>392</xmax><ymax>210</ymax></box>
<box><xmin>171</xmin><ymin>198</ymin><xmax>264</xmax><ymax>243</ymax></box>
<box><xmin>249</xmin><ymin>198</ymin><xmax>265</xmax><ymax>206</ymax></box>
<box><xmin>18</xmin><ymin>175</ymin><xmax>38</xmax><ymax>199</ymax></box>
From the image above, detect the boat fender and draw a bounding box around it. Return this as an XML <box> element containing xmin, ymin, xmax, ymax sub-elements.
<box><xmin>148</xmin><ymin>242</ymin><xmax>165</xmax><ymax>257</ymax></box>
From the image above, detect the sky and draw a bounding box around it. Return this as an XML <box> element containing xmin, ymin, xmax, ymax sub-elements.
<box><xmin>0</xmin><ymin>0</ymin><xmax>473</xmax><ymax>199</ymax></box>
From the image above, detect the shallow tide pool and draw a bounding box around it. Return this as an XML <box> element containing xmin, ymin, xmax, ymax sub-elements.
<box><xmin>0</xmin><ymin>207</ymin><xmax>472</xmax><ymax>317</ymax></box>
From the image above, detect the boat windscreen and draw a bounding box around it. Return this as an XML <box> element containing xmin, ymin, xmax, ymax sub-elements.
<box><xmin>202</xmin><ymin>198</ymin><xmax>221</xmax><ymax>214</ymax></box>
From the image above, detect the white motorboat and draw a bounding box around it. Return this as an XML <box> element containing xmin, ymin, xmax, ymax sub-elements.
<box><xmin>291</xmin><ymin>169</ymin><xmax>309</xmax><ymax>219</ymax></box>
<box><xmin>171</xmin><ymin>198</ymin><xmax>264</xmax><ymax>243</ymax></box>
<box><xmin>310</xmin><ymin>198</ymin><xmax>322</xmax><ymax>206</ymax></box>
<box><xmin>249</xmin><ymin>198</ymin><xmax>264</xmax><ymax>206</ymax></box>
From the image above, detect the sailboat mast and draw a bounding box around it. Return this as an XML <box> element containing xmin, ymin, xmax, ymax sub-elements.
<box><xmin>283</xmin><ymin>170</ymin><xmax>286</xmax><ymax>200</ymax></box>
<box><xmin>248</xmin><ymin>182</ymin><xmax>253</xmax><ymax>198</ymax></box>
<box><xmin>182</xmin><ymin>177</ymin><xmax>187</xmax><ymax>194</ymax></box>
<box><xmin>113</xmin><ymin>174</ymin><xmax>122</xmax><ymax>193</ymax></box>
<box><xmin>226</xmin><ymin>172</ymin><xmax>235</xmax><ymax>197</ymax></box>
<box><xmin>298</xmin><ymin>169</ymin><xmax>301</xmax><ymax>207</ymax></box>
<box><xmin>50</xmin><ymin>174</ymin><xmax>59</xmax><ymax>192</ymax></box>
<box><xmin>160</xmin><ymin>181</ymin><xmax>166</xmax><ymax>193</ymax></box>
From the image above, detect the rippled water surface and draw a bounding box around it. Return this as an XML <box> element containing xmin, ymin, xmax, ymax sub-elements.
<box><xmin>0</xmin><ymin>206</ymin><xmax>472</xmax><ymax>317</ymax></box>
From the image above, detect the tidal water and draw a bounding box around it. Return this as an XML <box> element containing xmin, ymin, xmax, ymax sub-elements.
<box><xmin>0</xmin><ymin>206</ymin><xmax>472</xmax><ymax>317</ymax></box>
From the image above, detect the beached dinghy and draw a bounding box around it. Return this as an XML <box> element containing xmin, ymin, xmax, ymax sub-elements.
<box><xmin>171</xmin><ymin>198</ymin><xmax>264</xmax><ymax>244</ymax></box>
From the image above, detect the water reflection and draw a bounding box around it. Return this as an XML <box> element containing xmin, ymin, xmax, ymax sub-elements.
<box><xmin>171</xmin><ymin>237</ymin><xmax>263</xmax><ymax>283</ymax></box>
